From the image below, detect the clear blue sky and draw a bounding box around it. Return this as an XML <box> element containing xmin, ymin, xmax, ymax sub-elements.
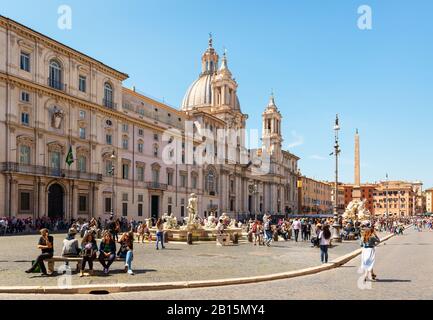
<box><xmin>2</xmin><ymin>0</ymin><xmax>432</xmax><ymax>187</ymax></box>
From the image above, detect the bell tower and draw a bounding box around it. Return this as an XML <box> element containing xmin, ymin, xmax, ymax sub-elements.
<box><xmin>211</xmin><ymin>50</ymin><xmax>239</xmax><ymax>111</ymax></box>
<box><xmin>262</xmin><ymin>93</ymin><xmax>283</xmax><ymax>156</ymax></box>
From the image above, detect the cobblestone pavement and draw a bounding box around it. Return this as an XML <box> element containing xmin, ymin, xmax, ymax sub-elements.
<box><xmin>1</xmin><ymin>227</ymin><xmax>431</xmax><ymax>300</ymax></box>
<box><xmin>0</xmin><ymin>232</ymin><xmax>362</xmax><ymax>287</ymax></box>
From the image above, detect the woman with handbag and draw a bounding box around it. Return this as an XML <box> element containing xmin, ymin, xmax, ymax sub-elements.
<box><xmin>80</xmin><ymin>231</ymin><xmax>98</xmax><ymax>277</ymax></box>
<box><xmin>360</xmin><ymin>224</ymin><xmax>380</xmax><ymax>282</ymax></box>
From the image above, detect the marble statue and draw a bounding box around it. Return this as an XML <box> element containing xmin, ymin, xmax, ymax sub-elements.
<box><xmin>343</xmin><ymin>199</ymin><xmax>371</xmax><ymax>222</ymax></box>
<box><xmin>51</xmin><ymin>107</ymin><xmax>64</xmax><ymax>129</ymax></box>
<box><xmin>187</xmin><ymin>193</ymin><xmax>198</xmax><ymax>225</ymax></box>
<box><xmin>205</xmin><ymin>212</ymin><xmax>217</xmax><ymax>229</ymax></box>
<box><xmin>181</xmin><ymin>193</ymin><xmax>201</xmax><ymax>230</ymax></box>
<box><xmin>220</xmin><ymin>212</ymin><xmax>231</xmax><ymax>227</ymax></box>
<box><xmin>163</xmin><ymin>213</ymin><xmax>178</xmax><ymax>230</ymax></box>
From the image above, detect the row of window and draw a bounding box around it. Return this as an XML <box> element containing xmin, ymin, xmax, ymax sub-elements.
<box><xmin>20</xmin><ymin>52</ymin><xmax>114</xmax><ymax>107</ymax></box>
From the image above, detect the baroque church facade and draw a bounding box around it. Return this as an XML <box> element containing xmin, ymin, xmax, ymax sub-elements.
<box><xmin>0</xmin><ymin>16</ymin><xmax>299</xmax><ymax>221</ymax></box>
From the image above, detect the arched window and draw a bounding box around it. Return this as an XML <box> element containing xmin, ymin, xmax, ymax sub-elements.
<box><xmin>77</xmin><ymin>155</ymin><xmax>87</xmax><ymax>172</ymax></box>
<box><xmin>49</xmin><ymin>60</ymin><xmax>62</xmax><ymax>90</ymax></box>
<box><xmin>104</xmin><ymin>82</ymin><xmax>113</xmax><ymax>108</ymax></box>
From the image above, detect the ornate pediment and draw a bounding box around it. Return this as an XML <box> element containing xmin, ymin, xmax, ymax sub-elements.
<box><xmin>77</xmin><ymin>64</ymin><xmax>90</xmax><ymax>73</ymax></box>
<box><xmin>17</xmin><ymin>39</ymin><xmax>35</xmax><ymax>52</ymax></box>
<box><xmin>16</xmin><ymin>135</ymin><xmax>34</xmax><ymax>146</ymax></box>
<box><xmin>101</xmin><ymin>147</ymin><xmax>115</xmax><ymax>160</ymax></box>
<box><xmin>151</xmin><ymin>162</ymin><xmax>161</xmax><ymax>170</ymax></box>
<box><xmin>76</xmin><ymin>146</ymin><xmax>90</xmax><ymax>156</ymax></box>
<box><xmin>47</xmin><ymin>141</ymin><xmax>65</xmax><ymax>153</ymax></box>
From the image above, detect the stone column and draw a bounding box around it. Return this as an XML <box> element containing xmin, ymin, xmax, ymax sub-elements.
<box><xmin>72</xmin><ymin>183</ymin><xmax>78</xmax><ymax>220</ymax></box>
<box><xmin>4</xmin><ymin>174</ymin><xmax>10</xmax><ymax>218</ymax></box>
<box><xmin>10</xmin><ymin>178</ymin><xmax>18</xmax><ymax>217</ymax></box>
<box><xmin>353</xmin><ymin>130</ymin><xmax>361</xmax><ymax>200</ymax></box>
<box><xmin>93</xmin><ymin>185</ymin><xmax>100</xmax><ymax>218</ymax></box>
<box><xmin>38</xmin><ymin>181</ymin><xmax>46</xmax><ymax>218</ymax></box>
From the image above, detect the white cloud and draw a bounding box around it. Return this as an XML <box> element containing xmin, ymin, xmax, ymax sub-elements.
<box><xmin>287</xmin><ymin>131</ymin><xmax>304</xmax><ymax>149</ymax></box>
<box><xmin>309</xmin><ymin>155</ymin><xmax>326</xmax><ymax>160</ymax></box>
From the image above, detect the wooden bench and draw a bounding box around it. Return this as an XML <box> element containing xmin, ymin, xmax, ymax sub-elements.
<box><xmin>46</xmin><ymin>256</ymin><xmax>125</xmax><ymax>273</ymax></box>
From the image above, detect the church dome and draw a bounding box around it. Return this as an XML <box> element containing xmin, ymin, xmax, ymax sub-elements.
<box><xmin>181</xmin><ymin>35</ymin><xmax>241</xmax><ymax>112</ymax></box>
<box><xmin>181</xmin><ymin>73</ymin><xmax>214</xmax><ymax>111</ymax></box>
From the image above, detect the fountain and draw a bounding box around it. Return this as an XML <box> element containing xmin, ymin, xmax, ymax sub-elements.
<box><xmin>149</xmin><ymin>193</ymin><xmax>242</xmax><ymax>242</ymax></box>
<box><xmin>343</xmin><ymin>199</ymin><xmax>371</xmax><ymax>223</ymax></box>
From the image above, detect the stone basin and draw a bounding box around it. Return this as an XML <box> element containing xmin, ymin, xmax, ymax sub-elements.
<box><xmin>149</xmin><ymin>227</ymin><xmax>243</xmax><ymax>242</ymax></box>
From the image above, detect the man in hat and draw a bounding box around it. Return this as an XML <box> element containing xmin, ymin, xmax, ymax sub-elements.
<box><xmin>62</xmin><ymin>228</ymin><xmax>81</xmax><ymax>258</ymax></box>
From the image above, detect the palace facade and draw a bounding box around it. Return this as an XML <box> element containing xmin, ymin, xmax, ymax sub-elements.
<box><xmin>0</xmin><ymin>16</ymin><xmax>300</xmax><ymax>221</ymax></box>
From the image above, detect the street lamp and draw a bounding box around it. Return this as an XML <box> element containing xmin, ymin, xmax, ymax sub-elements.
<box><xmin>385</xmin><ymin>173</ymin><xmax>389</xmax><ymax>218</ymax></box>
<box><xmin>254</xmin><ymin>183</ymin><xmax>259</xmax><ymax>220</ymax></box>
<box><xmin>331</xmin><ymin>114</ymin><xmax>342</xmax><ymax>242</ymax></box>
<box><xmin>109</xmin><ymin>151</ymin><xmax>116</xmax><ymax>216</ymax></box>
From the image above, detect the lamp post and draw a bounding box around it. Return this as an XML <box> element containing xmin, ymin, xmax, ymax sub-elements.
<box><xmin>331</xmin><ymin>114</ymin><xmax>342</xmax><ymax>242</ymax></box>
<box><xmin>109</xmin><ymin>151</ymin><xmax>116</xmax><ymax>216</ymax></box>
<box><xmin>254</xmin><ymin>183</ymin><xmax>259</xmax><ymax>220</ymax></box>
<box><xmin>385</xmin><ymin>173</ymin><xmax>389</xmax><ymax>218</ymax></box>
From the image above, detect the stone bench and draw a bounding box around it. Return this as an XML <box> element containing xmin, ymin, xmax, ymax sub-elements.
<box><xmin>46</xmin><ymin>256</ymin><xmax>126</xmax><ymax>273</ymax></box>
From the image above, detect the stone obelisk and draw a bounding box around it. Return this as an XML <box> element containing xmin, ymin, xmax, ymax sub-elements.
<box><xmin>352</xmin><ymin>129</ymin><xmax>361</xmax><ymax>200</ymax></box>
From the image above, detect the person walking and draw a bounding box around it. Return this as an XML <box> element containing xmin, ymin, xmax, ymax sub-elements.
<box><xmin>360</xmin><ymin>224</ymin><xmax>380</xmax><ymax>282</ymax></box>
<box><xmin>318</xmin><ymin>224</ymin><xmax>331</xmax><ymax>263</ymax></box>
<box><xmin>25</xmin><ymin>228</ymin><xmax>54</xmax><ymax>275</ymax></box>
<box><xmin>301</xmin><ymin>219</ymin><xmax>307</xmax><ymax>241</ymax></box>
<box><xmin>263</xmin><ymin>214</ymin><xmax>272</xmax><ymax>247</ymax></box>
<box><xmin>155</xmin><ymin>218</ymin><xmax>165</xmax><ymax>250</ymax></box>
<box><xmin>251</xmin><ymin>220</ymin><xmax>259</xmax><ymax>246</ymax></box>
<box><xmin>292</xmin><ymin>218</ymin><xmax>301</xmax><ymax>242</ymax></box>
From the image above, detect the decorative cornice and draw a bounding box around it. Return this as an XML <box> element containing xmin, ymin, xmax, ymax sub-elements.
<box><xmin>0</xmin><ymin>16</ymin><xmax>128</xmax><ymax>81</ymax></box>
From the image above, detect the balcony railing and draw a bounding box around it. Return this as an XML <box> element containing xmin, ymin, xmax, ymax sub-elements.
<box><xmin>48</xmin><ymin>78</ymin><xmax>66</xmax><ymax>91</ymax></box>
<box><xmin>103</xmin><ymin>99</ymin><xmax>117</xmax><ymax>109</ymax></box>
<box><xmin>0</xmin><ymin>162</ymin><xmax>102</xmax><ymax>182</ymax></box>
<box><xmin>146</xmin><ymin>182</ymin><xmax>168</xmax><ymax>190</ymax></box>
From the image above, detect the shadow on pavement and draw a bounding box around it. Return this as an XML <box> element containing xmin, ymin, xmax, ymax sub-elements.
<box><xmin>376</xmin><ymin>279</ymin><xmax>411</xmax><ymax>283</ymax></box>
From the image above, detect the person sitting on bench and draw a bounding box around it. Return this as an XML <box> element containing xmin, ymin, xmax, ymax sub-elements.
<box><xmin>80</xmin><ymin>231</ymin><xmax>98</xmax><ymax>277</ymax></box>
<box><xmin>25</xmin><ymin>228</ymin><xmax>53</xmax><ymax>276</ymax></box>
<box><xmin>98</xmin><ymin>231</ymin><xmax>116</xmax><ymax>275</ymax></box>
<box><xmin>117</xmin><ymin>231</ymin><xmax>134</xmax><ymax>275</ymax></box>
<box><xmin>62</xmin><ymin>228</ymin><xmax>81</xmax><ymax>258</ymax></box>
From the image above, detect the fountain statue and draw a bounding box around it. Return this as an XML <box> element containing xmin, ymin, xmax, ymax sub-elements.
<box><xmin>220</xmin><ymin>212</ymin><xmax>231</xmax><ymax>227</ymax></box>
<box><xmin>343</xmin><ymin>199</ymin><xmax>371</xmax><ymax>222</ymax></box>
<box><xmin>205</xmin><ymin>212</ymin><xmax>217</xmax><ymax>229</ymax></box>
<box><xmin>182</xmin><ymin>193</ymin><xmax>201</xmax><ymax>230</ymax></box>
<box><xmin>163</xmin><ymin>213</ymin><xmax>178</xmax><ymax>230</ymax></box>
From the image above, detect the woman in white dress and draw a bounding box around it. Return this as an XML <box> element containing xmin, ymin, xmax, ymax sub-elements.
<box><xmin>360</xmin><ymin>225</ymin><xmax>380</xmax><ymax>282</ymax></box>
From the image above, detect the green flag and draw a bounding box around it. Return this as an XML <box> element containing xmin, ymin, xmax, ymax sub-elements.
<box><xmin>66</xmin><ymin>145</ymin><xmax>74</xmax><ymax>166</ymax></box>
